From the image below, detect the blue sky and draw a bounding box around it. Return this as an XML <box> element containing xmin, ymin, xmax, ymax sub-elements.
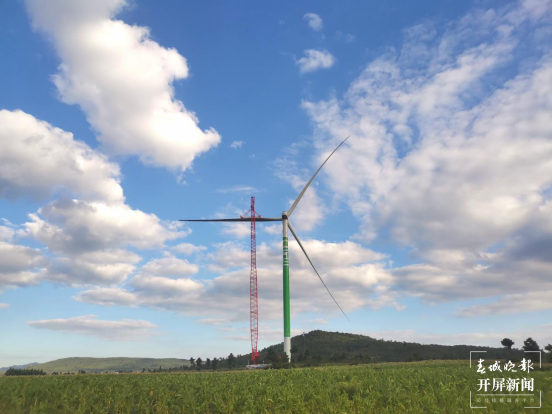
<box><xmin>1</xmin><ymin>0</ymin><xmax>551</xmax><ymax>367</ymax></box>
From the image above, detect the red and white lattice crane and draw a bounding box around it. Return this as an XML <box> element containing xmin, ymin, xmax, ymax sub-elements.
<box><xmin>241</xmin><ymin>196</ymin><xmax>261</xmax><ymax>364</ymax></box>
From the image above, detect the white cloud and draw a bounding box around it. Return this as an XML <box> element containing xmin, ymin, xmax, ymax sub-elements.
<box><xmin>0</xmin><ymin>110</ymin><xmax>186</xmax><ymax>287</ymax></box>
<box><xmin>0</xmin><ymin>241</ymin><xmax>46</xmax><ymax>291</ymax></box>
<box><xmin>216</xmin><ymin>185</ymin><xmax>256</xmax><ymax>194</ymax></box>
<box><xmin>197</xmin><ymin>318</ymin><xmax>229</xmax><ymax>326</ymax></box>
<box><xmin>28</xmin><ymin>314</ymin><xmax>158</xmax><ymax>341</ymax></box>
<box><xmin>207</xmin><ymin>241</ymin><xmax>251</xmax><ymax>272</ymax></box>
<box><xmin>296</xmin><ymin>49</ymin><xmax>335</xmax><ymax>73</ymax></box>
<box><xmin>262</xmin><ymin>224</ymin><xmax>281</xmax><ymax>236</ymax></box>
<box><xmin>336</xmin><ymin>31</ymin><xmax>355</xmax><ymax>43</ymax></box>
<box><xmin>131</xmin><ymin>273</ymin><xmax>204</xmax><ymax>298</ymax></box>
<box><xmin>22</xmin><ymin>199</ymin><xmax>183</xmax><ymax>254</ymax></box>
<box><xmin>25</xmin><ymin>0</ymin><xmax>220</xmax><ymax>172</ymax></box>
<box><xmin>0</xmin><ymin>303</ymin><xmax>9</xmax><ymax>308</ymax></box>
<box><xmin>46</xmin><ymin>249</ymin><xmax>141</xmax><ymax>286</ymax></box>
<box><xmin>302</xmin><ymin>318</ymin><xmax>328</xmax><ymax>325</ymax></box>
<box><xmin>76</xmin><ymin>239</ymin><xmax>397</xmax><ymax>322</ymax></box>
<box><xmin>19</xmin><ymin>199</ymin><xmax>185</xmax><ymax>286</ymax></box>
<box><xmin>221</xmin><ymin>222</ymin><xmax>251</xmax><ymax>239</ymax></box>
<box><xmin>74</xmin><ymin>287</ymin><xmax>138</xmax><ymax>307</ymax></box>
<box><xmin>225</xmin><ymin>325</ymin><xmax>303</xmax><ymax>342</ymax></box>
<box><xmin>230</xmin><ymin>141</ymin><xmax>244</xmax><ymax>149</ymax></box>
<box><xmin>74</xmin><ymin>253</ymin><xmax>203</xmax><ymax>306</ymax></box>
<box><xmin>172</xmin><ymin>243</ymin><xmax>207</xmax><ymax>256</ymax></box>
<box><xmin>0</xmin><ymin>226</ymin><xmax>15</xmax><ymax>241</ymax></box>
<box><xmin>457</xmin><ymin>291</ymin><xmax>552</xmax><ymax>317</ymax></box>
<box><xmin>140</xmin><ymin>254</ymin><xmax>198</xmax><ymax>277</ymax></box>
<box><xmin>301</xmin><ymin>0</ymin><xmax>552</xmax><ymax>309</ymax></box>
<box><xmin>0</xmin><ymin>110</ymin><xmax>122</xmax><ymax>202</ymax></box>
<box><xmin>303</xmin><ymin>13</ymin><xmax>323</xmax><ymax>32</ymax></box>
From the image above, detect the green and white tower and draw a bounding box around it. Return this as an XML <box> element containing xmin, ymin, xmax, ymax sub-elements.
<box><xmin>181</xmin><ymin>136</ymin><xmax>350</xmax><ymax>363</ymax></box>
<box><xmin>281</xmin><ymin>211</ymin><xmax>291</xmax><ymax>358</ymax></box>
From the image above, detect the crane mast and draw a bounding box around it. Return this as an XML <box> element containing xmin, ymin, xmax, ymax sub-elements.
<box><xmin>241</xmin><ymin>196</ymin><xmax>260</xmax><ymax>364</ymax></box>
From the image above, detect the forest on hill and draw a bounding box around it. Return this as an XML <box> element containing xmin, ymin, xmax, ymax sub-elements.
<box><xmin>9</xmin><ymin>330</ymin><xmax>544</xmax><ymax>374</ymax></box>
<box><xmin>235</xmin><ymin>330</ymin><xmax>529</xmax><ymax>366</ymax></box>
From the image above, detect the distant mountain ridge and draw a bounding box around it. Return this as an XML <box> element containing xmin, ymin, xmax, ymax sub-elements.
<box><xmin>7</xmin><ymin>331</ymin><xmax>525</xmax><ymax>373</ymax></box>
<box><xmin>0</xmin><ymin>363</ymin><xmax>39</xmax><ymax>372</ymax></box>
<box><xmin>33</xmin><ymin>357</ymin><xmax>190</xmax><ymax>374</ymax></box>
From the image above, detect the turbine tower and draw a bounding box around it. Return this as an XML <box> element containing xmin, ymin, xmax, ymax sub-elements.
<box><xmin>181</xmin><ymin>136</ymin><xmax>350</xmax><ymax>362</ymax></box>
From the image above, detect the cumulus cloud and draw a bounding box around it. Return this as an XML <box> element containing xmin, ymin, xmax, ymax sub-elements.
<box><xmin>140</xmin><ymin>254</ymin><xmax>198</xmax><ymax>277</ymax></box>
<box><xmin>0</xmin><ymin>241</ymin><xmax>47</xmax><ymax>291</ymax></box>
<box><xmin>221</xmin><ymin>222</ymin><xmax>251</xmax><ymax>239</ymax></box>
<box><xmin>28</xmin><ymin>314</ymin><xmax>158</xmax><ymax>341</ymax></box>
<box><xmin>0</xmin><ymin>225</ymin><xmax>15</xmax><ymax>241</ymax></box>
<box><xmin>230</xmin><ymin>141</ymin><xmax>244</xmax><ymax>149</ymax></box>
<box><xmin>296</xmin><ymin>49</ymin><xmax>335</xmax><ymax>73</ymax></box>
<box><xmin>23</xmin><ymin>199</ymin><xmax>182</xmax><ymax>255</ymax></box>
<box><xmin>0</xmin><ymin>110</ymin><xmax>186</xmax><ymax>287</ymax></box>
<box><xmin>25</xmin><ymin>0</ymin><xmax>220</xmax><ymax>171</ymax></box>
<box><xmin>0</xmin><ymin>110</ymin><xmax>122</xmax><ymax>202</ymax></box>
<box><xmin>74</xmin><ymin>287</ymin><xmax>138</xmax><ymax>307</ymax></box>
<box><xmin>303</xmin><ymin>13</ymin><xmax>323</xmax><ymax>32</ymax></box>
<box><xmin>206</xmin><ymin>241</ymin><xmax>251</xmax><ymax>272</ymax></box>
<box><xmin>76</xmin><ymin>239</ymin><xmax>397</xmax><ymax>322</ymax></box>
<box><xmin>262</xmin><ymin>224</ymin><xmax>281</xmax><ymax>236</ymax></box>
<box><xmin>172</xmin><ymin>243</ymin><xmax>207</xmax><ymax>256</ymax></box>
<box><xmin>46</xmin><ymin>249</ymin><xmax>141</xmax><ymax>286</ymax></box>
<box><xmin>301</xmin><ymin>0</ymin><xmax>552</xmax><ymax>310</ymax></box>
<box><xmin>19</xmin><ymin>199</ymin><xmax>185</xmax><ymax>286</ymax></box>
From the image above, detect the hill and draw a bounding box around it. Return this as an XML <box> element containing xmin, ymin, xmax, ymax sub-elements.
<box><xmin>237</xmin><ymin>330</ymin><xmax>525</xmax><ymax>365</ymax></box>
<box><xmin>25</xmin><ymin>330</ymin><xmax>527</xmax><ymax>373</ymax></box>
<box><xmin>0</xmin><ymin>363</ymin><xmax>38</xmax><ymax>372</ymax></box>
<box><xmin>33</xmin><ymin>357</ymin><xmax>190</xmax><ymax>374</ymax></box>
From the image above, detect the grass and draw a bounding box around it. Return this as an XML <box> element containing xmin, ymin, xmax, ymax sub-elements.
<box><xmin>0</xmin><ymin>360</ymin><xmax>550</xmax><ymax>413</ymax></box>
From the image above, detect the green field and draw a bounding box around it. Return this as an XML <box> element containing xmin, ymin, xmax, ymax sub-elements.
<box><xmin>0</xmin><ymin>361</ymin><xmax>550</xmax><ymax>413</ymax></box>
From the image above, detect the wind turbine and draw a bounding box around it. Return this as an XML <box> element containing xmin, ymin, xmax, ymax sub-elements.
<box><xmin>180</xmin><ymin>136</ymin><xmax>350</xmax><ymax>361</ymax></box>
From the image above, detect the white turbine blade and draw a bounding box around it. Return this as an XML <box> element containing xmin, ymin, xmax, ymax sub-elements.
<box><xmin>287</xmin><ymin>136</ymin><xmax>350</xmax><ymax>217</ymax></box>
<box><xmin>288</xmin><ymin>221</ymin><xmax>350</xmax><ymax>322</ymax></box>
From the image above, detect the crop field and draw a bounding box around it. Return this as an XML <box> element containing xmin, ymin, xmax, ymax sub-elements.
<box><xmin>0</xmin><ymin>361</ymin><xmax>551</xmax><ymax>413</ymax></box>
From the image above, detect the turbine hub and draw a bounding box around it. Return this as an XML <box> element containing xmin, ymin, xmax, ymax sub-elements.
<box><xmin>282</xmin><ymin>211</ymin><xmax>288</xmax><ymax>219</ymax></box>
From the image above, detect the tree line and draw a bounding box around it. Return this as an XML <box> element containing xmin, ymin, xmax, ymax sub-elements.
<box><xmin>4</xmin><ymin>368</ymin><xmax>46</xmax><ymax>376</ymax></box>
<box><xmin>501</xmin><ymin>337</ymin><xmax>552</xmax><ymax>362</ymax></box>
<box><xmin>144</xmin><ymin>353</ymin><xmax>240</xmax><ymax>373</ymax></box>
